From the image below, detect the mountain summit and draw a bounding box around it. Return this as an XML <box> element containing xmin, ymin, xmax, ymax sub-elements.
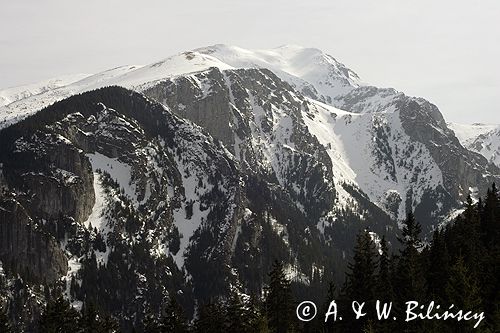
<box><xmin>195</xmin><ymin>44</ymin><xmax>361</xmax><ymax>101</ymax></box>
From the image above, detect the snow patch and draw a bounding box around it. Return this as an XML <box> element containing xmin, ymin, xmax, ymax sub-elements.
<box><xmin>87</xmin><ymin>152</ymin><xmax>138</xmax><ymax>206</ymax></box>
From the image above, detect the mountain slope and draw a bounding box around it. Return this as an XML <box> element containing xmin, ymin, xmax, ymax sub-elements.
<box><xmin>2</xmin><ymin>86</ymin><xmax>387</xmax><ymax>329</ymax></box>
<box><xmin>0</xmin><ymin>87</ymin><xmax>241</xmax><ymax>327</ymax></box>
<box><xmin>449</xmin><ymin>123</ymin><xmax>500</xmax><ymax>168</ymax></box>
<box><xmin>1</xmin><ymin>45</ymin><xmax>498</xmax><ymax>225</ymax></box>
<box><xmin>0</xmin><ymin>74</ymin><xmax>90</xmax><ymax>107</ymax></box>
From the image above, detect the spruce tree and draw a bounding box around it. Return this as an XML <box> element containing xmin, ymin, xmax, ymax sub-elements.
<box><xmin>445</xmin><ymin>256</ymin><xmax>482</xmax><ymax>310</ymax></box>
<box><xmin>396</xmin><ymin>211</ymin><xmax>425</xmax><ymax>302</ymax></box>
<box><xmin>0</xmin><ymin>304</ymin><xmax>12</xmax><ymax>333</ymax></box>
<box><xmin>345</xmin><ymin>230</ymin><xmax>377</xmax><ymax>300</ymax></box>
<box><xmin>158</xmin><ymin>297</ymin><xmax>189</xmax><ymax>333</ymax></box>
<box><xmin>322</xmin><ymin>281</ymin><xmax>337</xmax><ymax>333</ymax></box>
<box><xmin>79</xmin><ymin>302</ymin><xmax>99</xmax><ymax>332</ymax></box>
<box><xmin>445</xmin><ymin>256</ymin><xmax>483</xmax><ymax>332</ymax></box>
<box><xmin>265</xmin><ymin>260</ymin><xmax>294</xmax><ymax>333</ymax></box>
<box><xmin>142</xmin><ymin>309</ymin><xmax>161</xmax><ymax>333</ymax></box>
<box><xmin>226</xmin><ymin>293</ymin><xmax>250</xmax><ymax>332</ymax></box>
<box><xmin>247</xmin><ymin>294</ymin><xmax>270</xmax><ymax>333</ymax></box>
<box><xmin>426</xmin><ymin>229</ymin><xmax>450</xmax><ymax>301</ymax></box>
<box><xmin>375</xmin><ymin>236</ymin><xmax>393</xmax><ymax>300</ymax></box>
<box><xmin>38</xmin><ymin>296</ymin><xmax>80</xmax><ymax>332</ymax></box>
<box><xmin>394</xmin><ymin>211</ymin><xmax>425</xmax><ymax>332</ymax></box>
<box><xmin>343</xmin><ymin>230</ymin><xmax>378</xmax><ymax>331</ymax></box>
<box><xmin>194</xmin><ymin>301</ymin><xmax>226</xmax><ymax>333</ymax></box>
<box><xmin>478</xmin><ymin>184</ymin><xmax>500</xmax><ymax>324</ymax></box>
<box><xmin>481</xmin><ymin>183</ymin><xmax>499</xmax><ymax>248</ymax></box>
<box><xmin>451</xmin><ymin>195</ymin><xmax>482</xmax><ymax>273</ymax></box>
<box><xmin>79</xmin><ymin>302</ymin><xmax>118</xmax><ymax>333</ymax></box>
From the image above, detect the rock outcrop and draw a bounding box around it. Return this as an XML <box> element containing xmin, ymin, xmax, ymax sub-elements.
<box><xmin>0</xmin><ymin>196</ymin><xmax>67</xmax><ymax>283</ymax></box>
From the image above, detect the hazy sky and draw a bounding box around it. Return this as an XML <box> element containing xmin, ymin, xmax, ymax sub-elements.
<box><xmin>1</xmin><ymin>0</ymin><xmax>499</xmax><ymax>123</ymax></box>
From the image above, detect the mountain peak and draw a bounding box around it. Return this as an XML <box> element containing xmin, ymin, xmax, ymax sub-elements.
<box><xmin>194</xmin><ymin>44</ymin><xmax>361</xmax><ymax>103</ymax></box>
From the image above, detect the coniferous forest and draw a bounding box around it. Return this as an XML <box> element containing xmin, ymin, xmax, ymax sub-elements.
<box><xmin>1</xmin><ymin>184</ymin><xmax>498</xmax><ymax>332</ymax></box>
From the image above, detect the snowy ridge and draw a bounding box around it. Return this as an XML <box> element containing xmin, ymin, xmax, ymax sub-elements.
<box><xmin>196</xmin><ymin>44</ymin><xmax>361</xmax><ymax>102</ymax></box>
<box><xmin>0</xmin><ymin>73</ymin><xmax>90</xmax><ymax>106</ymax></box>
<box><xmin>0</xmin><ymin>45</ymin><xmax>359</xmax><ymax>129</ymax></box>
<box><xmin>0</xmin><ymin>52</ymin><xmax>231</xmax><ymax>129</ymax></box>
<box><xmin>448</xmin><ymin>123</ymin><xmax>498</xmax><ymax>146</ymax></box>
<box><xmin>0</xmin><ymin>66</ymin><xmax>140</xmax><ymax>129</ymax></box>
<box><xmin>449</xmin><ymin>123</ymin><xmax>500</xmax><ymax>168</ymax></box>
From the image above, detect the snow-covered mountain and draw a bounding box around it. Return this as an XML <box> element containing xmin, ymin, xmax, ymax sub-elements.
<box><xmin>1</xmin><ymin>45</ymin><xmax>498</xmax><ymax>223</ymax></box>
<box><xmin>1</xmin><ymin>44</ymin><xmax>499</xmax><ymax>329</ymax></box>
<box><xmin>0</xmin><ymin>45</ymin><xmax>358</xmax><ymax>129</ymax></box>
<box><xmin>449</xmin><ymin>122</ymin><xmax>500</xmax><ymax>168</ymax></box>
<box><xmin>194</xmin><ymin>44</ymin><xmax>361</xmax><ymax>102</ymax></box>
<box><xmin>0</xmin><ymin>74</ymin><xmax>90</xmax><ymax>107</ymax></box>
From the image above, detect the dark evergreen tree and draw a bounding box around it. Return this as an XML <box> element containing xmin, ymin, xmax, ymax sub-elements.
<box><xmin>445</xmin><ymin>256</ymin><xmax>482</xmax><ymax>332</ymax></box>
<box><xmin>158</xmin><ymin>297</ymin><xmax>189</xmax><ymax>333</ymax></box>
<box><xmin>375</xmin><ymin>236</ymin><xmax>393</xmax><ymax>300</ymax></box>
<box><xmin>265</xmin><ymin>260</ymin><xmax>294</xmax><ymax>333</ymax></box>
<box><xmin>445</xmin><ymin>256</ymin><xmax>482</xmax><ymax>310</ymax></box>
<box><xmin>396</xmin><ymin>211</ymin><xmax>425</xmax><ymax>301</ymax></box>
<box><xmin>322</xmin><ymin>281</ymin><xmax>337</xmax><ymax>333</ymax></box>
<box><xmin>0</xmin><ymin>304</ymin><xmax>12</xmax><ymax>333</ymax></box>
<box><xmin>93</xmin><ymin>233</ymin><xmax>107</xmax><ymax>253</ymax></box>
<box><xmin>426</xmin><ymin>229</ymin><xmax>450</xmax><ymax>301</ymax></box>
<box><xmin>142</xmin><ymin>309</ymin><xmax>160</xmax><ymax>333</ymax></box>
<box><xmin>79</xmin><ymin>302</ymin><xmax>99</xmax><ymax>332</ymax></box>
<box><xmin>477</xmin><ymin>184</ymin><xmax>500</xmax><ymax>328</ymax></box>
<box><xmin>373</xmin><ymin>236</ymin><xmax>396</xmax><ymax>333</ymax></box>
<box><xmin>194</xmin><ymin>302</ymin><xmax>226</xmax><ymax>333</ymax></box>
<box><xmin>481</xmin><ymin>183</ymin><xmax>499</xmax><ymax>248</ymax></box>
<box><xmin>393</xmin><ymin>212</ymin><xmax>425</xmax><ymax>332</ymax></box>
<box><xmin>345</xmin><ymin>230</ymin><xmax>377</xmax><ymax>300</ymax></box>
<box><xmin>246</xmin><ymin>294</ymin><xmax>270</xmax><ymax>333</ymax></box>
<box><xmin>342</xmin><ymin>229</ymin><xmax>378</xmax><ymax>331</ymax></box>
<box><xmin>38</xmin><ymin>297</ymin><xmax>80</xmax><ymax>333</ymax></box>
<box><xmin>99</xmin><ymin>315</ymin><xmax>120</xmax><ymax>333</ymax></box>
<box><xmin>226</xmin><ymin>292</ymin><xmax>251</xmax><ymax>333</ymax></box>
<box><xmin>79</xmin><ymin>302</ymin><xmax>118</xmax><ymax>333</ymax></box>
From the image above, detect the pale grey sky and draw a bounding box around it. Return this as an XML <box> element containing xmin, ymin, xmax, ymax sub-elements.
<box><xmin>1</xmin><ymin>0</ymin><xmax>499</xmax><ymax>123</ymax></box>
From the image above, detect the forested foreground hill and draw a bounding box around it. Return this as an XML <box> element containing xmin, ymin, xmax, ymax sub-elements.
<box><xmin>1</xmin><ymin>185</ymin><xmax>498</xmax><ymax>332</ymax></box>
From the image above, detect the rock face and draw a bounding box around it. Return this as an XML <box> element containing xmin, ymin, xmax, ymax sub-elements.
<box><xmin>143</xmin><ymin>67</ymin><xmax>336</xmax><ymax>222</ymax></box>
<box><xmin>0</xmin><ymin>121</ymin><xmax>95</xmax><ymax>286</ymax></box>
<box><xmin>397</xmin><ymin>98</ymin><xmax>498</xmax><ymax>202</ymax></box>
<box><xmin>0</xmin><ymin>196</ymin><xmax>68</xmax><ymax>283</ymax></box>
<box><xmin>6</xmin><ymin>132</ymin><xmax>95</xmax><ymax>223</ymax></box>
<box><xmin>143</xmin><ymin>68</ymin><xmax>236</xmax><ymax>148</ymax></box>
